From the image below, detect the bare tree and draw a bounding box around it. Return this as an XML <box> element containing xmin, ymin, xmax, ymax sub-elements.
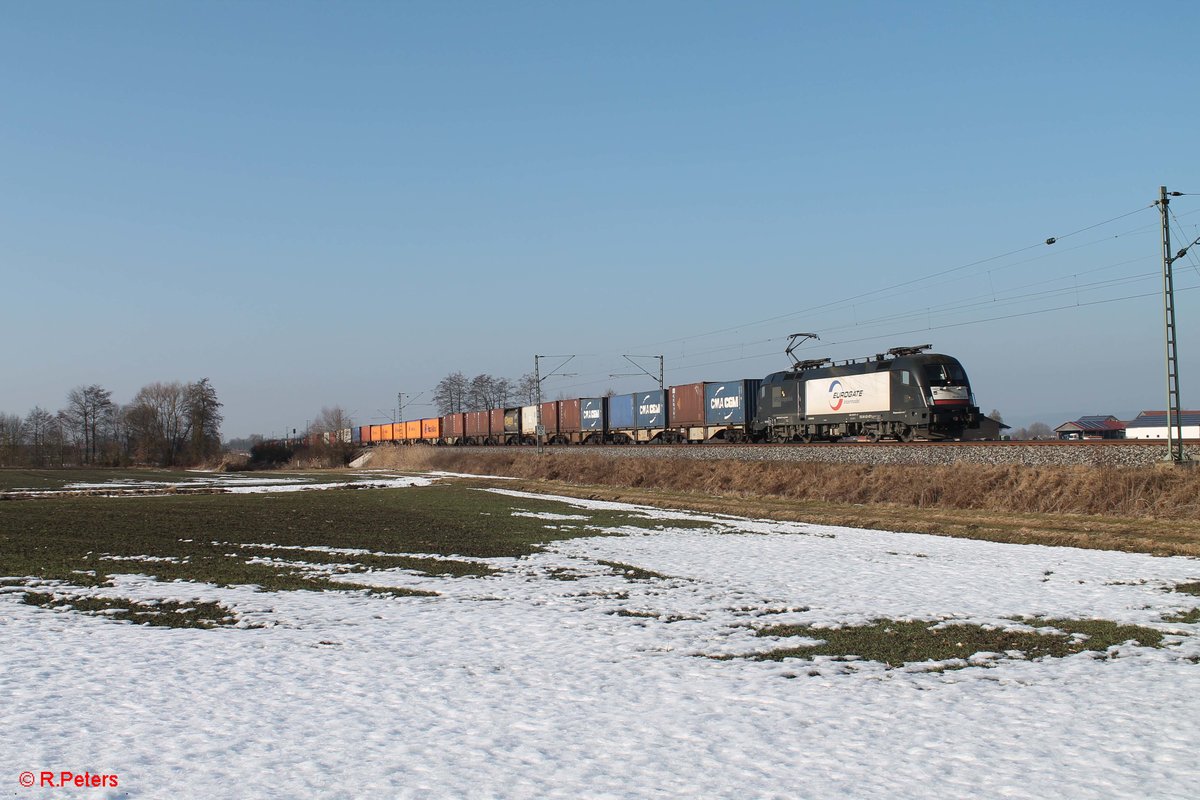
<box><xmin>434</xmin><ymin>372</ymin><xmax>469</xmax><ymax>415</ymax></box>
<box><xmin>1026</xmin><ymin>422</ymin><xmax>1052</xmax><ymax>440</ymax></box>
<box><xmin>312</xmin><ymin>406</ymin><xmax>353</xmax><ymax>440</ymax></box>
<box><xmin>0</xmin><ymin>413</ymin><xmax>23</xmax><ymax>466</ymax></box>
<box><xmin>467</xmin><ymin>374</ymin><xmax>513</xmax><ymax>411</ymax></box>
<box><xmin>1011</xmin><ymin>421</ymin><xmax>1053</xmax><ymax>441</ymax></box>
<box><xmin>63</xmin><ymin>385</ymin><xmax>114</xmax><ymax>464</ymax></box>
<box><xmin>126</xmin><ymin>382</ymin><xmax>191</xmax><ymax>465</ymax></box>
<box><xmin>987</xmin><ymin>409</ymin><xmax>1004</xmax><ymax>424</ymax></box>
<box><xmin>23</xmin><ymin>406</ymin><xmax>57</xmax><ymax>467</ymax></box>
<box><xmin>515</xmin><ymin>373</ymin><xmax>539</xmax><ymax>406</ymax></box>
<box><xmin>186</xmin><ymin>378</ymin><xmax>223</xmax><ymax>462</ymax></box>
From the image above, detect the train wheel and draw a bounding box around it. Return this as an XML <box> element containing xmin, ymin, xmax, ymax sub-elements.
<box><xmin>896</xmin><ymin>425</ymin><xmax>914</xmax><ymax>443</ymax></box>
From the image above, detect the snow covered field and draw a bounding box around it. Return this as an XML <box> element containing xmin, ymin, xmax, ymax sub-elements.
<box><xmin>3</xmin><ymin>481</ymin><xmax>1200</xmax><ymax>799</ymax></box>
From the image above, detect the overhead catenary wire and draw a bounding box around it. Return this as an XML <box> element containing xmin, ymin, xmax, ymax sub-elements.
<box><xmin>540</xmin><ymin>277</ymin><xmax>1193</xmax><ymax>397</ymax></box>
<box><xmin>425</xmin><ymin>201</ymin><xmax>1197</xmax><ymax>403</ymax></box>
<box><xmin>621</xmin><ymin>204</ymin><xmax>1157</xmax><ymax>352</ymax></box>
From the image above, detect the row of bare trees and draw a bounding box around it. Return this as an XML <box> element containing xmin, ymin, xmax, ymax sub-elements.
<box><xmin>0</xmin><ymin>379</ymin><xmax>223</xmax><ymax>468</ymax></box>
<box><xmin>433</xmin><ymin>372</ymin><xmax>540</xmax><ymax>415</ymax></box>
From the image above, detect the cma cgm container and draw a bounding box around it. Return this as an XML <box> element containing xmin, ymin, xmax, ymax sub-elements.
<box><xmin>671</xmin><ymin>380</ymin><xmax>760</xmax><ymax>442</ymax></box>
<box><xmin>580</xmin><ymin>398</ymin><xmax>606</xmax><ymax>441</ymax></box>
<box><xmin>704</xmin><ymin>379</ymin><xmax>760</xmax><ymax>430</ymax></box>
<box><xmin>421</xmin><ymin>417</ymin><xmax>442</xmax><ymax>441</ymax></box>
<box><xmin>636</xmin><ymin>389</ymin><xmax>667</xmax><ymax>442</ymax></box>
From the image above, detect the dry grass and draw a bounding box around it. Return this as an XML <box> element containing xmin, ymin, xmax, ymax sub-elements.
<box><xmin>367</xmin><ymin>447</ymin><xmax>1200</xmax><ymax>556</ymax></box>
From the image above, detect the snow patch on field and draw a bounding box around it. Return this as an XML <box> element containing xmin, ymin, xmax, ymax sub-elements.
<box><xmin>3</xmin><ymin>489</ymin><xmax>1200</xmax><ymax>798</ymax></box>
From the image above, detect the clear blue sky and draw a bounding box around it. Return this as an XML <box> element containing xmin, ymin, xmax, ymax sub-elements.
<box><xmin>3</xmin><ymin>1</ymin><xmax>1199</xmax><ymax>436</ymax></box>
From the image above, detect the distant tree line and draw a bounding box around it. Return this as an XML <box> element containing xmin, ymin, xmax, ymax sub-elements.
<box><xmin>0</xmin><ymin>379</ymin><xmax>223</xmax><ymax>468</ymax></box>
<box><xmin>1008</xmin><ymin>422</ymin><xmax>1053</xmax><ymax>441</ymax></box>
<box><xmin>433</xmin><ymin>372</ymin><xmax>540</xmax><ymax>415</ymax></box>
<box><xmin>987</xmin><ymin>409</ymin><xmax>1053</xmax><ymax>441</ymax></box>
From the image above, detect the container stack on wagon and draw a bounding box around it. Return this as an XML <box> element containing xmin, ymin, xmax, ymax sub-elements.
<box><xmin>284</xmin><ymin>346</ymin><xmax>979</xmax><ymax>451</ymax></box>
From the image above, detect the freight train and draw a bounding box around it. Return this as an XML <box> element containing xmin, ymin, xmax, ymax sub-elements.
<box><xmin>305</xmin><ymin>344</ymin><xmax>980</xmax><ymax>448</ymax></box>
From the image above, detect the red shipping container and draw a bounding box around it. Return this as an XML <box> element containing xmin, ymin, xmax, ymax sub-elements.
<box><xmin>669</xmin><ymin>383</ymin><xmax>706</xmax><ymax>426</ymax></box>
<box><xmin>489</xmin><ymin>408</ymin><xmax>505</xmax><ymax>434</ymax></box>
<box><xmin>559</xmin><ymin>398</ymin><xmax>582</xmax><ymax>433</ymax></box>
<box><xmin>444</xmin><ymin>413</ymin><xmax>466</xmax><ymax>438</ymax></box>
<box><xmin>538</xmin><ymin>401</ymin><xmax>560</xmax><ymax>434</ymax></box>
<box><xmin>466</xmin><ymin>410</ymin><xmax>490</xmax><ymax>438</ymax></box>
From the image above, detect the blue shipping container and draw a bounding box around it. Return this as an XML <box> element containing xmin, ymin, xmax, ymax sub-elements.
<box><xmin>636</xmin><ymin>390</ymin><xmax>667</xmax><ymax>428</ymax></box>
<box><xmin>704</xmin><ymin>380</ymin><xmax>761</xmax><ymax>426</ymax></box>
<box><xmin>581</xmin><ymin>398</ymin><xmax>606</xmax><ymax>431</ymax></box>
<box><xmin>608</xmin><ymin>394</ymin><xmax>635</xmax><ymax>430</ymax></box>
<box><xmin>352</xmin><ymin>427</ymin><xmax>362</xmax><ymax>444</ymax></box>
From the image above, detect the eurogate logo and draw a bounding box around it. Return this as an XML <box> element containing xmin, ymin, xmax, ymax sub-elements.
<box><xmin>827</xmin><ymin>379</ymin><xmax>865</xmax><ymax>411</ymax></box>
<box><xmin>828</xmin><ymin>380</ymin><xmax>844</xmax><ymax>411</ymax></box>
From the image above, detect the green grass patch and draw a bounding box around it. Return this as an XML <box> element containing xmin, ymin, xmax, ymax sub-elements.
<box><xmin>0</xmin><ymin>481</ymin><xmax>653</xmax><ymax>613</ymax></box>
<box><xmin>596</xmin><ymin>560</ymin><xmax>673</xmax><ymax>581</ymax></box>
<box><xmin>751</xmin><ymin>617</ymin><xmax>1166</xmax><ymax>668</ymax></box>
<box><xmin>1174</xmin><ymin>582</ymin><xmax>1200</xmax><ymax>596</ymax></box>
<box><xmin>1164</xmin><ymin>608</ymin><xmax>1200</xmax><ymax>624</ymax></box>
<box><xmin>19</xmin><ymin>590</ymin><xmax>249</xmax><ymax>629</ymax></box>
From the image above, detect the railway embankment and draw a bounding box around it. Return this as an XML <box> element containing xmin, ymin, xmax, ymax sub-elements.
<box><xmin>567</xmin><ymin>442</ymin><xmax>1196</xmax><ymax>469</ymax></box>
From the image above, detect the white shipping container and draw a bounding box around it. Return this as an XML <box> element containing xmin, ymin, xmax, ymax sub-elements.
<box><xmin>805</xmin><ymin>372</ymin><xmax>891</xmax><ymax>415</ymax></box>
<box><xmin>521</xmin><ymin>405</ymin><xmax>538</xmax><ymax>435</ymax></box>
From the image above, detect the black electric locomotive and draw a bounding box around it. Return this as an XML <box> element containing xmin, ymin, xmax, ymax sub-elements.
<box><xmin>752</xmin><ymin>344</ymin><xmax>980</xmax><ymax>442</ymax></box>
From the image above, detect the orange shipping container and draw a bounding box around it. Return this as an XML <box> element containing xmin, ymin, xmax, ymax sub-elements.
<box><xmin>421</xmin><ymin>418</ymin><xmax>442</xmax><ymax>439</ymax></box>
<box><xmin>405</xmin><ymin>420</ymin><xmax>421</xmax><ymax>440</ymax></box>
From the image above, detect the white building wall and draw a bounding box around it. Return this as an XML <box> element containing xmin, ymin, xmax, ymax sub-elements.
<box><xmin>1126</xmin><ymin>425</ymin><xmax>1200</xmax><ymax>440</ymax></box>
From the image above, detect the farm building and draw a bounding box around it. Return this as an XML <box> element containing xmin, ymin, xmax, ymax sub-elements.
<box><xmin>1054</xmin><ymin>415</ymin><xmax>1126</xmax><ymax>440</ymax></box>
<box><xmin>960</xmin><ymin>415</ymin><xmax>1010</xmax><ymax>441</ymax></box>
<box><xmin>1124</xmin><ymin>411</ymin><xmax>1200</xmax><ymax>440</ymax></box>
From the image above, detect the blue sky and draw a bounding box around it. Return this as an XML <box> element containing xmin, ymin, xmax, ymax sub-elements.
<box><xmin>3</xmin><ymin>2</ymin><xmax>1199</xmax><ymax>436</ymax></box>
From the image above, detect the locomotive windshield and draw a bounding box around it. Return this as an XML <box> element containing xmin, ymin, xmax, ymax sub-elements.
<box><xmin>922</xmin><ymin>362</ymin><xmax>967</xmax><ymax>386</ymax></box>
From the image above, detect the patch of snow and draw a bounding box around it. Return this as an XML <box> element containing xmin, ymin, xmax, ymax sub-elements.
<box><xmin>2</xmin><ymin>490</ymin><xmax>1199</xmax><ymax>798</ymax></box>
